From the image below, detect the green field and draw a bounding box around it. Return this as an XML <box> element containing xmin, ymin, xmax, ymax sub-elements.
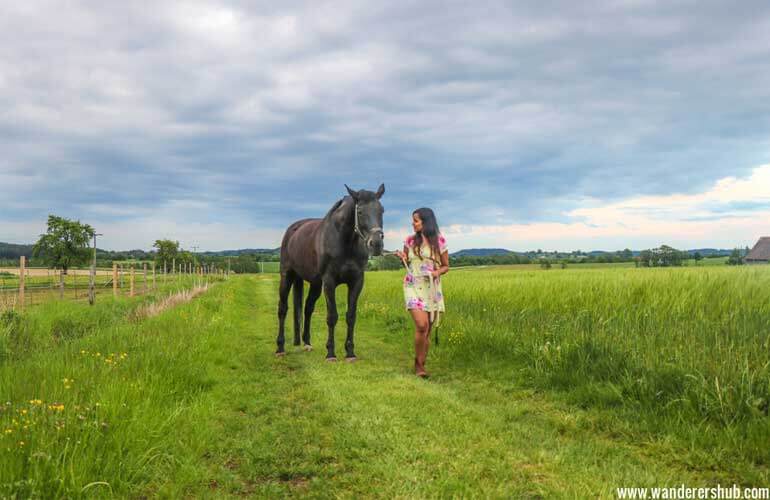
<box><xmin>1</xmin><ymin>265</ymin><xmax>768</xmax><ymax>497</ymax></box>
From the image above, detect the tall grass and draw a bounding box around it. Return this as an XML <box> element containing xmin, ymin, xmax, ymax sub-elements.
<box><xmin>359</xmin><ymin>265</ymin><xmax>770</xmax><ymax>464</ymax></box>
<box><xmin>0</xmin><ymin>275</ymin><xmax>227</xmax><ymax>497</ymax></box>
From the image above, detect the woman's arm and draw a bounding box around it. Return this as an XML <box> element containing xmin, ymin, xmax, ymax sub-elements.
<box><xmin>396</xmin><ymin>245</ymin><xmax>409</xmax><ymax>265</ymax></box>
<box><xmin>432</xmin><ymin>251</ymin><xmax>449</xmax><ymax>278</ymax></box>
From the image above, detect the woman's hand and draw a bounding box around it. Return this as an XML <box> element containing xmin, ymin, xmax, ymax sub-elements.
<box><xmin>430</xmin><ymin>269</ymin><xmax>442</xmax><ymax>279</ymax></box>
<box><xmin>395</xmin><ymin>249</ymin><xmax>407</xmax><ymax>264</ymax></box>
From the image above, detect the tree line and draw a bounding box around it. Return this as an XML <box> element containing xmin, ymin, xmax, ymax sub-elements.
<box><xmin>2</xmin><ymin>215</ymin><xmax>752</xmax><ymax>272</ymax></box>
<box><xmin>0</xmin><ymin>215</ymin><xmax>279</xmax><ymax>274</ymax></box>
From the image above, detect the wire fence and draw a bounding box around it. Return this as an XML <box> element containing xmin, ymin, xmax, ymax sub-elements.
<box><xmin>0</xmin><ymin>258</ymin><xmax>229</xmax><ymax>312</ymax></box>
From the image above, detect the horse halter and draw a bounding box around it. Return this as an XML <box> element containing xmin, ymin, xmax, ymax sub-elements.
<box><xmin>353</xmin><ymin>202</ymin><xmax>383</xmax><ymax>243</ymax></box>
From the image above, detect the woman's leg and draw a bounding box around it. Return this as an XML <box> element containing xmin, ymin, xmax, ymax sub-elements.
<box><xmin>410</xmin><ymin>309</ymin><xmax>430</xmax><ymax>375</ymax></box>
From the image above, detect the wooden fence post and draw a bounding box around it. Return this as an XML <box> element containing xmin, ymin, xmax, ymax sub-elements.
<box><xmin>143</xmin><ymin>263</ymin><xmax>148</xmax><ymax>294</ymax></box>
<box><xmin>89</xmin><ymin>262</ymin><xmax>96</xmax><ymax>306</ymax></box>
<box><xmin>130</xmin><ymin>266</ymin><xmax>135</xmax><ymax>297</ymax></box>
<box><xmin>152</xmin><ymin>262</ymin><xmax>156</xmax><ymax>289</ymax></box>
<box><xmin>113</xmin><ymin>263</ymin><xmax>118</xmax><ymax>297</ymax></box>
<box><xmin>19</xmin><ymin>256</ymin><xmax>25</xmax><ymax>311</ymax></box>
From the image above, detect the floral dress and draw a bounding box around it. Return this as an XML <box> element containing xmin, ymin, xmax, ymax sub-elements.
<box><xmin>403</xmin><ymin>233</ymin><xmax>448</xmax><ymax>316</ymax></box>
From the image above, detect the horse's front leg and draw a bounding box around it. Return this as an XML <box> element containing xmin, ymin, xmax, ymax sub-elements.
<box><xmin>345</xmin><ymin>275</ymin><xmax>364</xmax><ymax>361</ymax></box>
<box><xmin>323</xmin><ymin>278</ymin><xmax>339</xmax><ymax>360</ymax></box>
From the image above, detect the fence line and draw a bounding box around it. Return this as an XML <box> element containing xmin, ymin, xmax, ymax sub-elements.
<box><xmin>0</xmin><ymin>258</ymin><xmax>229</xmax><ymax>313</ymax></box>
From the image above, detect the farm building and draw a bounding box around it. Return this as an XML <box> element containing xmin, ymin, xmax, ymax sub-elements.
<box><xmin>745</xmin><ymin>237</ymin><xmax>770</xmax><ymax>264</ymax></box>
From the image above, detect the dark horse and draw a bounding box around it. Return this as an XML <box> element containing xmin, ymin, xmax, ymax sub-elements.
<box><xmin>276</xmin><ymin>184</ymin><xmax>385</xmax><ymax>360</ymax></box>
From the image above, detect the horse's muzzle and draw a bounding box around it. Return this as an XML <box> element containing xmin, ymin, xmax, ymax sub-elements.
<box><xmin>367</xmin><ymin>234</ymin><xmax>384</xmax><ymax>256</ymax></box>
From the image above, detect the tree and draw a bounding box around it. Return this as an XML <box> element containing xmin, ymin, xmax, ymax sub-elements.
<box><xmin>693</xmin><ymin>251</ymin><xmax>703</xmax><ymax>264</ymax></box>
<box><xmin>32</xmin><ymin>215</ymin><xmax>94</xmax><ymax>274</ymax></box>
<box><xmin>639</xmin><ymin>249</ymin><xmax>653</xmax><ymax>267</ymax></box>
<box><xmin>32</xmin><ymin>215</ymin><xmax>94</xmax><ymax>298</ymax></box>
<box><xmin>620</xmin><ymin>248</ymin><xmax>633</xmax><ymax>261</ymax></box>
<box><xmin>727</xmin><ymin>248</ymin><xmax>744</xmax><ymax>266</ymax></box>
<box><xmin>368</xmin><ymin>254</ymin><xmax>404</xmax><ymax>271</ymax></box>
<box><xmin>657</xmin><ymin>245</ymin><xmax>682</xmax><ymax>267</ymax></box>
<box><xmin>177</xmin><ymin>251</ymin><xmax>197</xmax><ymax>266</ymax></box>
<box><xmin>153</xmin><ymin>239</ymin><xmax>179</xmax><ymax>268</ymax></box>
<box><xmin>637</xmin><ymin>246</ymin><xmax>685</xmax><ymax>267</ymax></box>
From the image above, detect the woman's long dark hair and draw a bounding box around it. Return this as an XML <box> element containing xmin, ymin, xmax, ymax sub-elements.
<box><xmin>412</xmin><ymin>207</ymin><xmax>441</xmax><ymax>264</ymax></box>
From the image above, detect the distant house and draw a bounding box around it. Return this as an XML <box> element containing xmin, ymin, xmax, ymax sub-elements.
<box><xmin>745</xmin><ymin>237</ymin><xmax>770</xmax><ymax>264</ymax></box>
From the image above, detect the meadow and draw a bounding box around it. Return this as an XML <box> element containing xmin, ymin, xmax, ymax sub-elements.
<box><xmin>1</xmin><ymin>264</ymin><xmax>768</xmax><ymax>497</ymax></box>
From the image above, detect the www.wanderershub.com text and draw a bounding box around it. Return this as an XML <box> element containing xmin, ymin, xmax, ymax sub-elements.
<box><xmin>616</xmin><ymin>484</ymin><xmax>769</xmax><ymax>499</ymax></box>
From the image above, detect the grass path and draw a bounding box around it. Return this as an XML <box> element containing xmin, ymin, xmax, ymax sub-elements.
<box><xmin>4</xmin><ymin>274</ymin><xmax>753</xmax><ymax>498</ymax></box>
<box><xmin>152</xmin><ymin>274</ymin><xmax>733</xmax><ymax>498</ymax></box>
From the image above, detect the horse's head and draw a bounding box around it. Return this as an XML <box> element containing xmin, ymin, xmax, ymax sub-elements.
<box><xmin>345</xmin><ymin>183</ymin><xmax>385</xmax><ymax>256</ymax></box>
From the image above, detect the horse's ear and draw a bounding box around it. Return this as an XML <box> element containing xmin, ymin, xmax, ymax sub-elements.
<box><xmin>375</xmin><ymin>183</ymin><xmax>385</xmax><ymax>199</ymax></box>
<box><xmin>345</xmin><ymin>184</ymin><xmax>359</xmax><ymax>201</ymax></box>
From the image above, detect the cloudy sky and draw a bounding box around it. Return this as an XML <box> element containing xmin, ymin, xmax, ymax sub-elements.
<box><xmin>2</xmin><ymin>1</ymin><xmax>770</xmax><ymax>252</ymax></box>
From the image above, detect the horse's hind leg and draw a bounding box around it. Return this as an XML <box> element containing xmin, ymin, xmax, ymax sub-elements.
<box><xmin>302</xmin><ymin>281</ymin><xmax>322</xmax><ymax>349</ymax></box>
<box><xmin>292</xmin><ymin>277</ymin><xmax>304</xmax><ymax>346</ymax></box>
<box><xmin>276</xmin><ymin>270</ymin><xmax>294</xmax><ymax>355</ymax></box>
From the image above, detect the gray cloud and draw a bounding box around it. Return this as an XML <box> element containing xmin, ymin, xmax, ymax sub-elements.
<box><xmin>2</xmin><ymin>0</ymin><xmax>770</xmax><ymax>249</ymax></box>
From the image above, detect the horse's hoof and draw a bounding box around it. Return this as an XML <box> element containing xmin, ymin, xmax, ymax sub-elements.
<box><xmin>345</xmin><ymin>357</ymin><xmax>357</xmax><ymax>363</ymax></box>
<box><xmin>275</xmin><ymin>352</ymin><xmax>286</xmax><ymax>357</ymax></box>
<box><xmin>326</xmin><ymin>357</ymin><xmax>337</xmax><ymax>362</ymax></box>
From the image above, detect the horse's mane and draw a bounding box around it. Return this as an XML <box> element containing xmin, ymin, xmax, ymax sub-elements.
<box><xmin>323</xmin><ymin>196</ymin><xmax>350</xmax><ymax>221</ymax></box>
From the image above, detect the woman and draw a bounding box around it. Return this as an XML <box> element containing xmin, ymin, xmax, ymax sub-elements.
<box><xmin>395</xmin><ymin>208</ymin><xmax>449</xmax><ymax>378</ymax></box>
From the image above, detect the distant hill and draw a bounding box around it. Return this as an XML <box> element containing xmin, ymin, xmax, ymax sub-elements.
<box><xmin>0</xmin><ymin>242</ymin><xmax>742</xmax><ymax>260</ymax></box>
<box><xmin>452</xmin><ymin>248</ymin><xmax>740</xmax><ymax>259</ymax></box>
<box><xmin>199</xmin><ymin>248</ymin><xmax>280</xmax><ymax>257</ymax></box>
<box><xmin>450</xmin><ymin>248</ymin><xmax>515</xmax><ymax>257</ymax></box>
<box><xmin>0</xmin><ymin>242</ymin><xmax>34</xmax><ymax>259</ymax></box>
<box><xmin>686</xmin><ymin>248</ymin><xmax>735</xmax><ymax>257</ymax></box>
